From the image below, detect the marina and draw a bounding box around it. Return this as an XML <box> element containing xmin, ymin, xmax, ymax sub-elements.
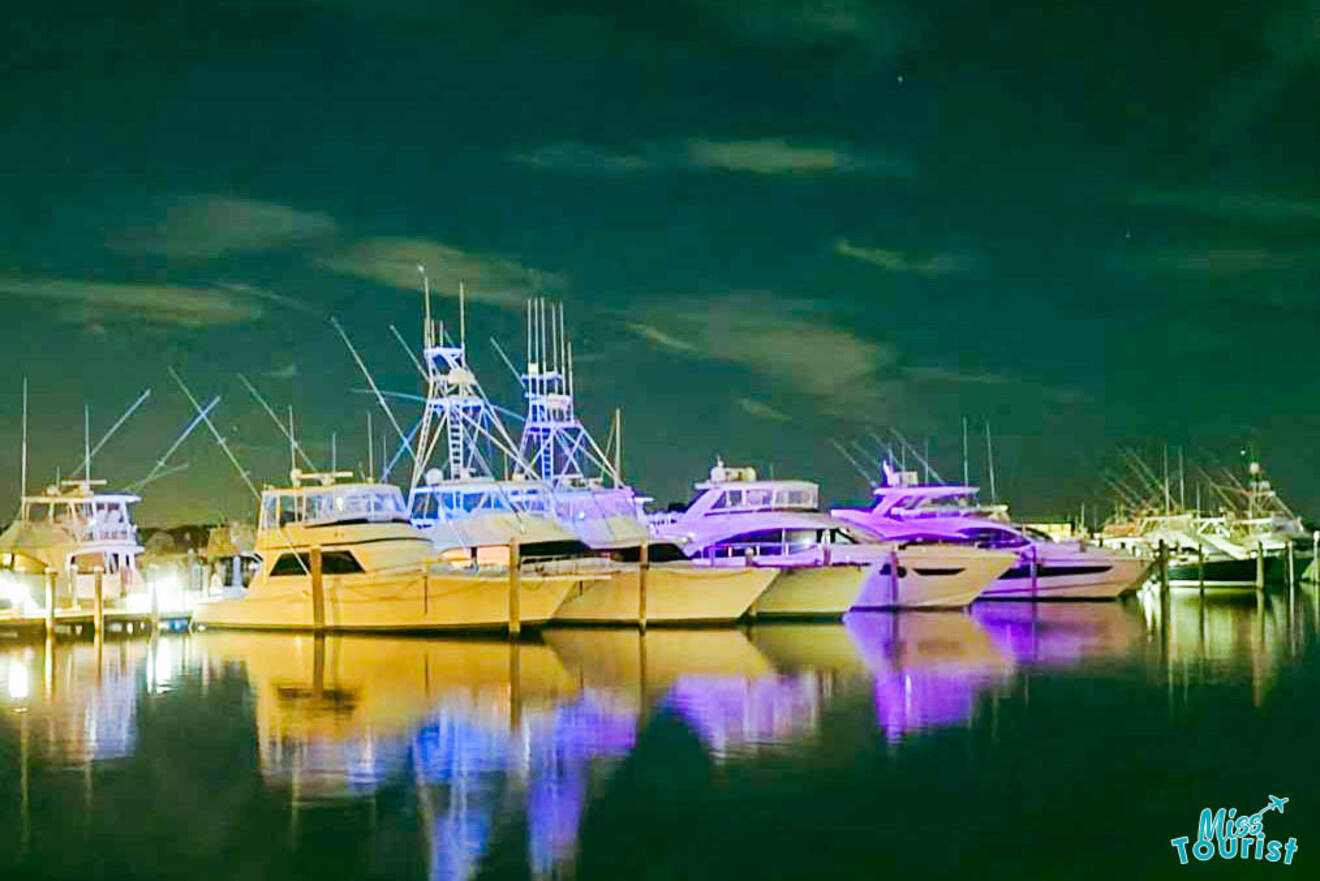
<box><xmin>1</xmin><ymin>589</ymin><xmax>1316</xmax><ymax>879</ymax></box>
<box><xmin>5</xmin><ymin>1</ymin><xmax>1319</xmax><ymax>875</ymax></box>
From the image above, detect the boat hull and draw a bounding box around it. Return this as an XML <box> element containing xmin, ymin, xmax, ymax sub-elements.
<box><xmin>751</xmin><ymin>546</ymin><xmax>1015</xmax><ymax>617</ymax></box>
<box><xmin>978</xmin><ymin>553</ymin><xmax>1151</xmax><ymax>600</ymax></box>
<box><xmin>851</xmin><ymin>547</ymin><xmax>1017</xmax><ymax>609</ymax></box>
<box><xmin>552</xmin><ymin>563</ymin><xmax>775</xmax><ymax>625</ymax></box>
<box><xmin>192</xmin><ymin>569</ymin><xmax>585</xmax><ymax>632</ymax></box>
<box><xmin>1166</xmin><ymin>554</ymin><xmax>1281</xmax><ymax>588</ymax></box>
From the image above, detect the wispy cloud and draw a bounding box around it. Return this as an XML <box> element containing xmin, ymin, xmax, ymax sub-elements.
<box><xmin>834</xmin><ymin>239</ymin><xmax>971</xmax><ymax>276</ymax></box>
<box><xmin>515</xmin><ymin>137</ymin><xmax>910</xmax><ymax>177</ymax></box>
<box><xmin>320</xmin><ymin>238</ymin><xmax>564</xmax><ymax>305</ymax></box>
<box><xmin>626</xmin><ymin>293</ymin><xmax>899</xmax><ymax>420</ymax></box>
<box><xmin>110</xmin><ymin>195</ymin><xmax>337</xmax><ymax>259</ymax></box>
<box><xmin>692</xmin><ymin>0</ymin><xmax>911</xmax><ymax>54</ymax></box>
<box><xmin>0</xmin><ymin>276</ymin><xmax>267</xmax><ymax>327</ymax></box>
<box><xmin>625</xmin><ymin>322</ymin><xmax>697</xmax><ymax>352</ymax></box>
<box><xmin>1130</xmin><ymin>189</ymin><xmax>1320</xmax><ymax>225</ymax></box>
<box><xmin>903</xmin><ymin>364</ymin><xmax>1087</xmax><ymax>404</ymax></box>
<box><xmin>684</xmin><ymin>138</ymin><xmax>907</xmax><ymax>176</ymax></box>
<box><xmin>513</xmin><ymin>141</ymin><xmax>655</xmax><ymax>174</ymax></box>
<box><xmin>1135</xmin><ymin>248</ymin><xmax>1304</xmax><ymax>275</ymax></box>
<box><xmin>736</xmin><ymin>397</ymin><xmax>791</xmax><ymax>421</ymax></box>
<box><xmin>901</xmin><ymin>366</ymin><xmax>1015</xmax><ymax>386</ymax></box>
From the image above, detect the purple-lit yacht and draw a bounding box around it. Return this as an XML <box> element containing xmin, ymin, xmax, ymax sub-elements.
<box><xmin>831</xmin><ymin>466</ymin><xmax>1150</xmax><ymax>600</ymax></box>
<box><xmin>649</xmin><ymin>461</ymin><xmax>1016</xmax><ymax>616</ymax></box>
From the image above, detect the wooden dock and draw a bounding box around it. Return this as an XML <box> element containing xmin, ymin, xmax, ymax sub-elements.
<box><xmin>0</xmin><ymin>608</ymin><xmax>192</xmax><ymax>640</ymax></box>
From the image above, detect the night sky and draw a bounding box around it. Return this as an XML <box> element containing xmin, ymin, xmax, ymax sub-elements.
<box><xmin>3</xmin><ymin>0</ymin><xmax>1319</xmax><ymax>525</ymax></box>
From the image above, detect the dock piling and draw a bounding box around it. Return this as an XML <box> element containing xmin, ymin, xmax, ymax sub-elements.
<box><xmin>638</xmin><ymin>540</ymin><xmax>649</xmax><ymax>631</ymax></box>
<box><xmin>93</xmin><ymin>567</ymin><xmax>105</xmax><ymax>636</ymax></box>
<box><xmin>1198</xmin><ymin>544</ymin><xmax>1205</xmax><ymax>596</ymax></box>
<box><xmin>890</xmin><ymin>548</ymin><xmax>901</xmax><ymax>607</ymax></box>
<box><xmin>1158</xmin><ymin>540</ymin><xmax>1169</xmax><ymax>595</ymax></box>
<box><xmin>310</xmin><ymin>546</ymin><xmax>324</xmax><ymax>631</ymax></box>
<box><xmin>1255</xmin><ymin>542</ymin><xmax>1265</xmax><ymax>591</ymax></box>
<box><xmin>1288</xmin><ymin>540</ymin><xmax>1297</xmax><ymax>588</ymax></box>
<box><xmin>43</xmin><ymin>569</ymin><xmax>55</xmax><ymax>637</ymax></box>
<box><xmin>1030</xmin><ymin>545</ymin><xmax>1039</xmax><ymax>599</ymax></box>
<box><xmin>508</xmin><ymin>540</ymin><xmax>521</xmax><ymax>638</ymax></box>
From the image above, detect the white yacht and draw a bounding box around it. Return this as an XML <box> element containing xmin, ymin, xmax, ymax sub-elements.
<box><xmin>192</xmin><ymin>470</ymin><xmax>592</xmax><ymax>631</ymax></box>
<box><xmin>651</xmin><ymin>462</ymin><xmax>1016</xmax><ymax>616</ymax></box>
<box><xmin>0</xmin><ymin>479</ymin><xmax>145</xmax><ymax>616</ymax></box>
<box><xmin>832</xmin><ymin>469</ymin><xmax>1149</xmax><ymax>600</ymax></box>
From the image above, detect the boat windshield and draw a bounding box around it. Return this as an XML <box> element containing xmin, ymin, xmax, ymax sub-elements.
<box><xmin>263</xmin><ymin>486</ymin><xmax>409</xmax><ymax>529</ymax></box>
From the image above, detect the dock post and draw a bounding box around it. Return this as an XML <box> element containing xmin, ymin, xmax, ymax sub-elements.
<box><xmin>43</xmin><ymin>569</ymin><xmax>56</xmax><ymax>637</ymax></box>
<box><xmin>892</xmin><ymin>546</ymin><xmax>902</xmax><ymax>610</ymax></box>
<box><xmin>1198</xmin><ymin>545</ymin><xmax>1205</xmax><ymax>596</ymax></box>
<box><xmin>309</xmin><ymin>546</ymin><xmax>324</xmax><ymax>632</ymax></box>
<box><xmin>1030</xmin><ymin>546</ymin><xmax>1039</xmax><ymax>599</ymax></box>
<box><xmin>93</xmin><ymin>567</ymin><xmax>105</xmax><ymax>638</ymax></box>
<box><xmin>1255</xmin><ymin>542</ymin><xmax>1265</xmax><ymax>591</ymax></box>
<box><xmin>1313</xmin><ymin>531</ymin><xmax>1319</xmax><ymax>583</ymax></box>
<box><xmin>638</xmin><ymin>540</ymin><xmax>650</xmax><ymax>630</ymax></box>
<box><xmin>508</xmin><ymin>540</ymin><xmax>521</xmax><ymax>638</ymax></box>
<box><xmin>1158</xmin><ymin>540</ymin><xmax>1168</xmax><ymax>595</ymax></box>
<box><xmin>150</xmin><ymin>572</ymin><xmax>160</xmax><ymax>632</ymax></box>
<box><xmin>1288</xmin><ymin>540</ymin><xmax>1297</xmax><ymax>589</ymax></box>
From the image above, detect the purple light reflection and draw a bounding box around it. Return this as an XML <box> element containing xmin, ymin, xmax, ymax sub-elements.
<box><xmin>971</xmin><ymin>602</ymin><xmax>1141</xmax><ymax>666</ymax></box>
<box><xmin>844</xmin><ymin>612</ymin><xmax>1014</xmax><ymax>741</ymax></box>
<box><xmin>662</xmin><ymin>674</ymin><xmax>822</xmax><ymax>756</ymax></box>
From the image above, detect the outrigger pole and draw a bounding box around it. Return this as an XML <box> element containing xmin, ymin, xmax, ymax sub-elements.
<box><xmin>69</xmin><ymin>388</ymin><xmax>152</xmax><ymax>481</ymax></box>
<box><xmin>238</xmin><ymin>373</ymin><xmax>318</xmax><ymax>473</ymax></box>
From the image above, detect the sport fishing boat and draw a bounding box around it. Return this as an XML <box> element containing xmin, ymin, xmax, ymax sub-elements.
<box><xmin>832</xmin><ymin>467</ymin><xmax>1150</xmax><ymax>600</ymax></box>
<box><xmin>510</xmin><ymin>301</ymin><xmax>776</xmax><ymax>624</ymax></box>
<box><xmin>192</xmin><ymin>470</ymin><xmax>592</xmax><ymax>631</ymax></box>
<box><xmin>651</xmin><ymin>461</ymin><xmax>1016</xmax><ymax>616</ymax></box>
<box><xmin>1100</xmin><ymin>460</ymin><xmax>1305</xmax><ymax>588</ymax></box>
<box><xmin>0</xmin><ymin>479</ymin><xmax>146</xmax><ymax>616</ymax></box>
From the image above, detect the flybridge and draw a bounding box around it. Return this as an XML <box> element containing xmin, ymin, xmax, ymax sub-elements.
<box><xmin>684</xmin><ymin>461</ymin><xmax>819</xmax><ymax>516</ymax></box>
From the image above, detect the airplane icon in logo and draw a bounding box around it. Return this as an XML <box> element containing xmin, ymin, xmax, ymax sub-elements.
<box><xmin>1247</xmin><ymin>795</ymin><xmax>1289</xmax><ymax>821</ymax></box>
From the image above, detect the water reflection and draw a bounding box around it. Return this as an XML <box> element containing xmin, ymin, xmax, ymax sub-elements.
<box><xmin>0</xmin><ymin>591</ymin><xmax>1315</xmax><ymax>881</ymax></box>
<box><xmin>844</xmin><ymin>612</ymin><xmax>1015</xmax><ymax>740</ymax></box>
<box><xmin>972</xmin><ymin>601</ymin><xmax>1143</xmax><ymax>666</ymax></box>
<box><xmin>0</xmin><ymin>636</ymin><xmax>188</xmax><ymax>766</ymax></box>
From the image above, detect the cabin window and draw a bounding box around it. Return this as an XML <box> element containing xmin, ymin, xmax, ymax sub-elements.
<box><xmin>958</xmin><ymin>527</ymin><xmax>1027</xmax><ymax>549</ymax></box>
<box><xmin>713</xmin><ymin>490</ymin><xmax>742</xmax><ymax>510</ymax></box>
<box><xmin>269</xmin><ymin>550</ymin><xmax>365</xmax><ymax>576</ymax></box>
<box><xmin>708</xmin><ymin>529</ymin><xmax>784</xmax><ymax>558</ymax></box>
<box><xmin>784</xmin><ymin>529</ymin><xmax>819</xmax><ymax>553</ymax></box>
<box><xmin>743</xmin><ymin>489</ymin><xmax>772</xmax><ymax>508</ymax></box>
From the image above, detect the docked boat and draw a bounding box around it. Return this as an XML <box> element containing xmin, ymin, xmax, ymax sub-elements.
<box><xmin>651</xmin><ymin>462</ymin><xmax>1016</xmax><ymax>616</ymax></box>
<box><xmin>832</xmin><ymin>468</ymin><xmax>1150</xmax><ymax>600</ymax></box>
<box><xmin>510</xmin><ymin>301</ymin><xmax>776</xmax><ymax>624</ymax></box>
<box><xmin>0</xmin><ymin>479</ymin><xmax>146</xmax><ymax>616</ymax></box>
<box><xmin>192</xmin><ymin>470</ymin><xmax>593</xmax><ymax>631</ymax></box>
<box><xmin>1100</xmin><ymin>459</ymin><xmax>1306</xmax><ymax>588</ymax></box>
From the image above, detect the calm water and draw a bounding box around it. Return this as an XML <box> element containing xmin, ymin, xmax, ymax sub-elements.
<box><xmin>0</xmin><ymin>588</ymin><xmax>1315</xmax><ymax>880</ymax></box>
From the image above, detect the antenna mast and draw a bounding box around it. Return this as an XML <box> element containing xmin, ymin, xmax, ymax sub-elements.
<box><xmin>984</xmin><ymin>420</ymin><xmax>997</xmax><ymax>502</ymax></box>
<box><xmin>19</xmin><ymin>378</ymin><xmax>27</xmax><ymax>502</ymax></box>
<box><xmin>367</xmin><ymin>411</ymin><xmax>374</xmax><ymax>481</ymax></box>
<box><xmin>961</xmin><ymin>417</ymin><xmax>969</xmax><ymax>485</ymax></box>
<box><xmin>84</xmin><ymin>403</ymin><xmax>91</xmax><ymax>482</ymax></box>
